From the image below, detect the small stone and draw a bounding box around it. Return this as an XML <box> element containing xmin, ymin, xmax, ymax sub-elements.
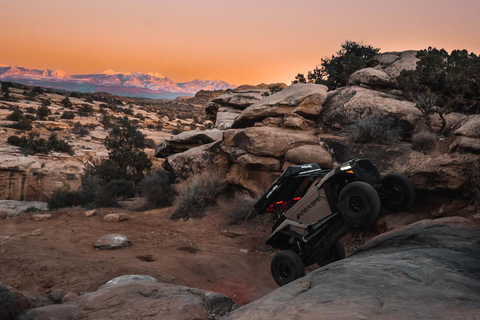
<box><xmin>32</xmin><ymin>214</ymin><xmax>52</xmax><ymax>221</ymax></box>
<box><xmin>239</xmin><ymin>249</ymin><xmax>248</xmax><ymax>253</ymax></box>
<box><xmin>0</xmin><ymin>211</ymin><xmax>7</xmax><ymax>220</ymax></box>
<box><xmin>84</xmin><ymin>209</ymin><xmax>98</xmax><ymax>217</ymax></box>
<box><xmin>48</xmin><ymin>289</ymin><xmax>68</xmax><ymax>304</ymax></box>
<box><xmin>94</xmin><ymin>234</ymin><xmax>131</xmax><ymax>250</ymax></box>
<box><xmin>61</xmin><ymin>292</ymin><xmax>79</xmax><ymax>303</ymax></box>
<box><xmin>103</xmin><ymin>213</ymin><xmax>129</xmax><ymax>222</ymax></box>
<box><xmin>472</xmin><ymin>213</ymin><xmax>480</xmax><ymax>221</ymax></box>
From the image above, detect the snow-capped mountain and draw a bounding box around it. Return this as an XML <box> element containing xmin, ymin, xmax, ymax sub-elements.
<box><xmin>0</xmin><ymin>64</ymin><xmax>236</xmax><ymax>99</ymax></box>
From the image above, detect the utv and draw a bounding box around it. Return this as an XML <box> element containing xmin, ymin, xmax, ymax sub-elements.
<box><xmin>254</xmin><ymin>159</ymin><xmax>415</xmax><ymax>286</ymax></box>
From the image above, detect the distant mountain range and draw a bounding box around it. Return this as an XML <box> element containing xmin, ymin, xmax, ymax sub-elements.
<box><xmin>0</xmin><ymin>64</ymin><xmax>236</xmax><ymax>99</ymax></box>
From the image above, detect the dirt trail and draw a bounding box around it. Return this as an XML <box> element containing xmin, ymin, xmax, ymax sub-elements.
<box><xmin>0</xmin><ymin>207</ymin><xmax>278</xmax><ymax>306</ymax></box>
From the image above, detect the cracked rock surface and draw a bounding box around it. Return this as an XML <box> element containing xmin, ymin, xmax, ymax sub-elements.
<box><xmin>224</xmin><ymin>217</ymin><xmax>480</xmax><ymax>320</ymax></box>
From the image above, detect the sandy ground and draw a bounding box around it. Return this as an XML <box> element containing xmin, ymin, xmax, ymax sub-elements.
<box><xmin>0</xmin><ymin>206</ymin><xmax>284</xmax><ymax>306</ymax></box>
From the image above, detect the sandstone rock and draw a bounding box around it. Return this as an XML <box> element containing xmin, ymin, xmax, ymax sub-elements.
<box><xmin>162</xmin><ymin>142</ymin><xmax>222</xmax><ymax>180</ymax></box>
<box><xmin>0</xmin><ymin>200</ymin><xmax>48</xmax><ymax>218</ymax></box>
<box><xmin>48</xmin><ymin>289</ymin><xmax>68</xmax><ymax>304</ymax></box>
<box><xmin>231</xmin><ymin>127</ymin><xmax>318</xmax><ymax>157</ymax></box>
<box><xmin>94</xmin><ymin>234</ymin><xmax>131</xmax><ymax>250</ymax></box>
<box><xmin>283</xmin><ymin>114</ymin><xmax>311</xmax><ymax>130</ymax></box>
<box><xmin>99</xmin><ymin>275</ymin><xmax>159</xmax><ymax>290</ymax></box>
<box><xmin>227</xmin><ymin>164</ymin><xmax>279</xmax><ymax>196</ymax></box>
<box><xmin>284</xmin><ymin>145</ymin><xmax>333</xmax><ymax>168</ymax></box>
<box><xmin>260</xmin><ymin>117</ymin><xmax>283</xmax><ymax>128</ymax></box>
<box><xmin>453</xmin><ymin>114</ymin><xmax>480</xmax><ymax>138</ymax></box>
<box><xmin>84</xmin><ymin>209</ymin><xmax>98</xmax><ymax>217</ymax></box>
<box><xmin>61</xmin><ymin>292</ymin><xmax>79</xmax><ymax>304</ymax></box>
<box><xmin>393</xmin><ymin>152</ymin><xmax>480</xmax><ymax>191</ymax></box>
<box><xmin>320</xmin><ymin>86</ymin><xmax>421</xmax><ymax>131</ymax></box>
<box><xmin>449</xmin><ymin>136</ymin><xmax>480</xmax><ymax>154</ymax></box>
<box><xmin>103</xmin><ymin>213</ymin><xmax>129</xmax><ymax>222</ymax></box>
<box><xmin>32</xmin><ymin>213</ymin><xmax>52</xmax><ymax>221</ymax></box>
<box><xmin>369</xmin><ymin>50</ymin><xmax>419</xmax><ymax>79</ymax></box>
<box><xmin>376</xmin><ymin>212</ymin><xmax>430</xmax><ymax>232</ymax></box>
<box><xmin>0</xmin><ymin>211</ymin><xmax>7</xmax><ymax>220</ymax></box>
<box><xmin>0</xmin><ymin>285</ymin><xmax>37</xmax><ymax>319</ymax></box>
<box><xmin>430</xmin><ymin>199</ymin><xmax>469</xmax><ymax>217</ymax></box>
<box><xmin>429</xmin><ymin>112</ymin><xmax>466</xmax><ymax>134</ymax></box>
<box><xmin>232</xmin><ymin>83</ymin><xmax>328</xmax><ymax>128</ymax></box>
<box><xmin>155</xmin><ymin>129</ymin><xmax>223</xmax><ymax>158</ymax></box>
<box><xmin>74</xmin><ymin>281</ymin><xmax>235</xmax><ymax>320</ymax></box>
<box><xmin>348</xmin><ymin>67</ymin><xmax>393</xmax><ymax>88</ymax></box>
<box><xmin>18</xmin><ymin>304</ymin><xmax>78</xmax><ymax>320</ymax></box>
<box><xmin>237</xmin><ymin>154</ymin><xmax>281</xmax><ymax>171</ymax></box>
<box><xmin>225</xmin><ymin>217</ymin><xmax>480</xmax><ymax>320</ymax></box>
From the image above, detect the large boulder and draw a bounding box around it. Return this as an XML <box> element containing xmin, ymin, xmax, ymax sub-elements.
<box><xmin>232</xmin><ymin>84</ymin><xmax>328</xmax><ymax>128</ymax></box>
<box><xmin>225</xmin><ymin>217</ymin><xmax>480</xmax><ymax>320</ymax></box>
<box><xmin>73</xmin><ymin>281</ymin><xmax>235</xmax><ymax>320</ymax></box>
<box><xmin>205</xmin><ymin>88</ymin><xmax>269</xmax><ymax>129</ymax></box>
<box><xmin>284</xmin><ymin>145</ymin><xmax>333</xmax><ymax>168</ymax></box>
<box><xmin>453</xmin><ymin>114</ymin><xmax>480</xmax><ymax>138</ymax></box>
<box><xmin>230</xmin><ymin>127</ymin><xmax>319</xmax><ymax>158</ymax></box>
<box><xmin>162</xmin><ymin>142</ymin><xmax>224</xmax><ymax>179</ymax></box>
<box><xmin>154</xmin><ymin>129</ymin><xmax>223</xmax><ymax>158</ymax></box>
<box><xmin>368</xmin><ymin>50</ymin><xmax>419</xmax><ymax>79</ymax></box>
<box><xmin>348</xmin><ymin>67</ymin><xmax>393</xmax><ymax>88</ymax></box>
<box><xmin>319</xmin><ymin>86</ymin><xmax>421</xmax><ymax>131</ymax></box>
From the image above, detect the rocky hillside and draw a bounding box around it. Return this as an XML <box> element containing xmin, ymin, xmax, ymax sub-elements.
<box><xmin>0</xmin><ymin>82</ymin><xmax>222</xmax><ymax>202</ymax></box>
<box><xmin>156</xmin><ymin>51</ymin><xmax>480</xmax><ymax>215</ymax></box>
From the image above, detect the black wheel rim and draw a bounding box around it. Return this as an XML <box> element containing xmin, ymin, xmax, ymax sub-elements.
<box><xmin>277</xmin><ymin>262</ymin><xmax>293</xmax><ymax>281</ymax></box>
<box><xmin>348</xmin><ymin>195</ymin><xmax>365</xmax><ymax>216</ymax></box>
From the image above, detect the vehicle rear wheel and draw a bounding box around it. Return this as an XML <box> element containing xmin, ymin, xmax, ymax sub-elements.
<box><xmin>381</xmin><ymin>173</ymin><xmax>415</xmax><ymax>212</ymax></box>
<box><xmin>316</xmin><ymin>240</ymin><xmax>345</xmax><ymax>267</ymax></box>
<box><xmin>271</xmin><ymin>250</ymin><xmax>305</xmax><ymax>286</ymax></box>
<box><xmin>338</xmin><ymin>181</ymin><xmax>381</xmax><ymax>226</ymax></box>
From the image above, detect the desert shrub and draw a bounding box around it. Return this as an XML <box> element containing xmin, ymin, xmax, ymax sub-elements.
<box><xmin>348</xmin><ymin>115</ymin><xmax>406</xmax><ymax>143</ymax></box>
<box><xmin>71</xmin><ymin>122</ymin><xmax>90</xmax><ymax>136</ymax></box>
<box><xmin>36</xmin><ymin>105</ymin><xmax>52</xmax><ymax>120</ymax></box>
<box><xmin>412</xmin><ymin>131</ymin><xmax>437</xmax><ymax>152</ymax></box>
<box><xmin>0</xmin><ymin>284</ymin><xmax>21</xmax><ymax>320</ymax></box>
<box><xmin>121</xmin><ymin>107</ymin><xmax>134</xmax><ymax>116</ymax></box>
<box><xmin>296</xmin><ymin>40</ymin><xmax>380</xmax><ymax>89</ymax></box>
<box><xmin>218</xmin><ymin>192</ymin><xmax>258</xmax><ymax>225</ymax></box>
<box><xmin>41</xmin><ymin>99</ymin><xmax>52</xmax><ymax>107</ymax></box>
<box><xmin>61</xmin><ymin>111</ymin><xmax>75</xmax><ymax>119</ymax></box>
<box><xmin>7</xmin><ymin>133</ymin><xmax>73</xmax><ymax>155</ymax></box>
<box><xmin>397</xmin><ymin>47</ymin><xmax>480</xmax><ymax>114</ymax></box>
<box><xmin>144</xmin><ymin>138</ymin><xmax>156</xmax><ymax>149</ymax></box>
<box><xmin>6</xmin><ymin>108</ymin><xmax>23</xmax><ymax>121</ymax></box>
<box><xmin>48</xmin><ymin>189</ymin><xmax>82</xmax><ymax>210</ymax></box>
<box><xmin>170</xmin><ymin>170</ymin><xmax>227</xmax><ymax>220</ymax></box>
<box><xmin>61</xmin><ymin>97</ymin><xmax>73</xmax><ymax>108</ymax></box>
<box><xmin>140</xmin><ymin>171</ymin><xmax>177</xmax><ymax>209</ymax></box>
<box><xmin>78</xmin><ymin>104</ymin><xmax>94</xmax><ymax>117</ymax></box>
<box><xmin>26</xmin><ymin>106</ymin><xmax>36</xmax><ymax>113</ymax></box>
<box><xmin>16</xmin><ymin>118</ymin><xmax>33</xmax><ymax>130</ymax></box>
<box><xmin>135</xmin><ymin>112</ymin><xmax>145</xmax><ymax>120</ymax></box>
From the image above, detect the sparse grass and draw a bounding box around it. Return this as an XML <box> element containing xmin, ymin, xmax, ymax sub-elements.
<box><xmin>140</xmin><ymin>170</ymin><xmax>177</xmax><ymax>209</ymax></box>
<box><xmin>218</xmin><ymin>192</ymin><xmax>258</xmax><ymax>225</ymax></box>
<box><xmin>170</xmin><ymin>170</ymin><xmax>227</xmax><ymax>220</ymax></box>
<box><xmin>348</xmin><ymin>115</ymin><xmax>405</xmax><ymax>143</ymax></box>
<box><xmin>0</xmin><ymin>284</ymin><xmax>21</xmax><ymax>320</ymax></box>
<box><xmin>412</xmin><ymin>130</ymin><xmax>437</xmax><ymax>152</ymax></box>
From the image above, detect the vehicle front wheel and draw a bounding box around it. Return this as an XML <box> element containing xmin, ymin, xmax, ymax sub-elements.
<box><xmin>338</xmin><ymin>181</ymin><xmax>381</xmax><ymax>226</ymax></box>
<box><xmin>271</xmin><ymin>250</ymin><xmax>305</xmax><ymax>286</ymax></box>
<box><xmin>316</xmin><ymin>240</ymin><xmax>345</xmax><ymax>267</ymax></box>
<box><xmin>381</xmin><ymin>173</ymin><xmax>415</xmax><ymax>212</ymax></box>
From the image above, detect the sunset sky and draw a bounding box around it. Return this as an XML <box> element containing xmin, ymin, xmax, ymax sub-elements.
<box><xmin>1</xmin><ymin>0</ymin><xmax>480</xmax><ymax>86</ymax></box>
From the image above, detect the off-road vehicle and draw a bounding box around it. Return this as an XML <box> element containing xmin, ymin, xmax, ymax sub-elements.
<box><xmin>254</xmin><ymin>159</ymin><xmax>415</xmax><ymax>286</ymax></box>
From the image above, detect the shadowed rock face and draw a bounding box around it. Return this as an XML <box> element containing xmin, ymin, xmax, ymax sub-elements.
<box><xmin>224</xmin><ymin>217</ymin><xmax>480</xmax><ymax>320</ymax></box>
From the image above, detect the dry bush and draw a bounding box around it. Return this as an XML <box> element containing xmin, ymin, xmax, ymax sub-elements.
<box><xmin>217</xmin><ymin>192</ymin><xmax>258</xmax><ymax>225</ymax></box>
<box><xmin>348</xmin><ymin>115</ymin><xmax>405</xmax><ymax>143</ymax></box>
<box><xmin>0</xmin><ymin>284</ymin><xmax>21</xmax><ymax>320</ymax></box>
<box><xmin>170</xmin><ymin>170</ymin><xmax>227</xmax><ymax>220</ymax></box>
<box><xmin>140</xmin><ymin>170</ymin><xmax>177</xmax><ymax>209</ymax></box>
<box><xmin>412</xmin><ymin>130</ymin><xmax>437</xmax><ymax>152</ymax></box>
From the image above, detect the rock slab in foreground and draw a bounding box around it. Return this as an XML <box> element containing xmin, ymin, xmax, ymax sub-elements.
<box><xmin>73</xmin><ymin>282</ymin><xmax>235</xmax><ymax>320</ymax></box>
<box><xmin>225</xmin><ymin>217</ymin><xmax>480</xmax><ymax>320</ymax></box>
